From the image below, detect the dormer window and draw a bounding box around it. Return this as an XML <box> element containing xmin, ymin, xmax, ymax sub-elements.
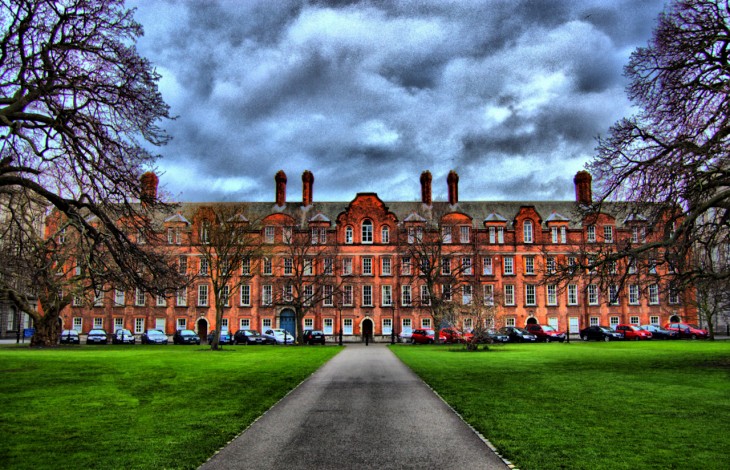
<box><xmin>264</xmin><ymin>226</ymin><xmax>275</xmax><ymax>244</ymax></box>
<box><xmin>460</xmin><ymin>226</ymin><xmax>470</xmax><ymax>243</ymax></box>
<box><xmin>523</xmin><ymin>220</ymin><xmax>533</xmax><ymax>244</ymax></box>
<box><xmin>361</xmin><ymin>220</ymin><xmax>373</xmax><ymax>244</ymax></box>
<box><xmin>200</xmin><ymin>223</ymin><xmax>210</xmax><ymax>244</ymax></box>
<box><xmin>345</xmin><ymin>226</ymin><xmax>353</xmax><ymax>244</ymax></box>
<box><xmin>442</xmin><ymin>226</ymin><xmax>452</xmax><ymax>244</ymax></box>
<box><xmin>604</xmin><ymin>226</ymin><xmax>614</xmax><ymax>243</ymax></box>
<box><xmin>381</xmin><ymin>226</ymin><xmax>390</xmax><ymax>244</ymax></box>
<box><xmin>587</xmin><ymin>225</ymin><xmax>596</xmax><ymax>243</ymax></box>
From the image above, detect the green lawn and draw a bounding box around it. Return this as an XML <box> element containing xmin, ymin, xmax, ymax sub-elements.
<box><xmin>391</xmin><ymin>341</ymin><xmax>730</xmax><ymax>470</ymax></box>
<box><xmin>0</xmin><ymin>344</ymin><xmax>341</xmax><ymax>469</ymax></box>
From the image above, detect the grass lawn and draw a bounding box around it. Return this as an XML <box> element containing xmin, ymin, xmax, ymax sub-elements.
<box><xmin>0</xmin><ymin>344</ymin><xmax>340</xmax><ymax>469</ymax></box>
<box><xmin>391</xmin><ymin>341</ymin><xmax>730</xmax><ymax>470</ymax></box>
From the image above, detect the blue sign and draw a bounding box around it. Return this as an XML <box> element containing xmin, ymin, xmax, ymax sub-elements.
<box><xmin>23</xmin><ymin>328</ymin><xmax>35</xmax><ymax>338</ymax></box>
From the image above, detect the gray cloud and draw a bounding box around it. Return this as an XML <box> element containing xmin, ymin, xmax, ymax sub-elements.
<box><xmin>129</xmin><ymin>0</ymin><xmax>667</xmax><ymax>203</ymax></box>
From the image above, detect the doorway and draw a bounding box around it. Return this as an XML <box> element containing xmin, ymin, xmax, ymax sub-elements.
<box><xmin>526</xmin><ymin>317</ymin><xmax>538</xmax><ymax>325</ymax></box>
<box><xmin>362</xmin><ymin>318</ymin><xmax>373</xmax><ymax>342</ymax></box>
<box><xmin>197</xmin><ymin>318</ymin><xmax>208</xmax><ymax>342</ymax></box>
<box><xmin>280</xmin><ymin>309</ymin><xmax>296</xmax><ymax>336</ymax></box>
<box><xmin>670</xmin><ymin>314</ymin><xmax>681</xmax><ymax>323</ymax></box>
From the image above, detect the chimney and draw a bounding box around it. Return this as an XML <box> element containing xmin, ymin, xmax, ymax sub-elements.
<box><xmin>420</xmin><ymin>171</ymin><xmax>432</xmax><ymax>206</ymax></box>
<box><xmin>302</xmin><ymin>170</ymin><xmax>314</xmax><ymax>207</ymax></box>
<box><xmin>574</xmin><ymin>170</ymin><xmax>592</xmax><ymax>205</ymax></box>
<box><xmin>140</xmin><ymin>171</ymin><xmax>159</xmax><ymax>207</ymax></box>
<box><xmin>447</xmin><ymin>170</ymin><xmax>459</xmax><ymax>205</ymax></box>
<box><xmin>275</xmin><ymin>170</ymin><xmax>287</xmax><ymax>206</ymax></box>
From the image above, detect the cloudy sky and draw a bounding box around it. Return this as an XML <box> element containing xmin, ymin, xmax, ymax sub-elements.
<box><xmin>128</xmin><ymin>0</ymin><xmax>668</xmax><ymax>204</ymax></box>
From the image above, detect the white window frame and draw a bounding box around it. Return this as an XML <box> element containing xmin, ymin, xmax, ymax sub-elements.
<box><xmin>343</xmin><ymin>318</ymin><xmax>353</xmax><ymax>335</ymax></box>
<box><xmin>547</xmin><ymin>285</ymin><xmax>557</xmax><ymax>306</ymax></box>
<box><xmin>504</xmin><ymin>257</ymin><xmax>514</xmax><ymax>275</ymax></box>
<box><xmin>362</xmin><ymin>285</ymin><xmax>373</xmax><ymax>307</ymax></box>
<box><xmin>504</xmin><ymin>285</ymin><xmax>515</xmax><ymax>306</ymax></box>
<box><xmin>262</xmin><ymin>285</ymin><xmax>273</xmax><ymax>306</ymax></box>
<box><xmin>362</xmin><ymin>257</ymin><xmax>373</xmax><ymax>275</ymax></box>
<box><xmin>604</xmin><ymin>225</ymin><xmax>614</xmax><ymax>243</ymax></box>
<box><xmin>422</xmin><ymin>318</ymin><xmax>432</xmax><ymax>329</ymax></box>
<box><xmin>239</xmin><ymin>318</ymin><xmax>250</xmax><ymax>331</ymax></box>
<box><xmin>482</xmin><ymin>257</ymin><xmax>493</xmax><ymax>275</ymax></box>
<box><xmin>343</xmin><ymin>285</ymin><xmax>353</xmax><ymax>306</ymax></box>
<box><xmin>134</xmin><ymin>318</ymin><xmax>144</xmax><ymax>334</ymax></box>
<box><xmin>361</xmin><ymin>220</ymin><xmax>373</xmax><ymax>244</ymax></box>
<box><xmin>483</xmin><ymin>285</ymin><xmax>494</xmax><ymax>306</ymax></box>
<box><xmin>525</xmin><ymin>285</ymin><xmax>536</xmax><ymax>306</ymax></box>
<box><xmin>381</xmin><ymin>257</ymin><xmax>392</xmax><ymax>276</ymax></box>
<box><xmin>523</xmin><ymin>220</ymin><xmax>533</xmax><ymax>243</ymax></box>
<box><xmin>177</xmin><ymin>318</ymin><xmax>187</xmax><ymax>331</ymax></box>
<box><xmin>323</xmin><ymin>318</ymin><xmax>334</xmax><ymax>335</ymax></box>
<box><xmin>94</xmin><ymin>317</ymin><xmax>103</xmax><ymax>329</ymax></box>
<box><xmin>567</xmin><ymin>284</ymin><xmax>578</xmax><ymax>305</ymax></box>
<box><xmin>345</xmin><ymin>226</ymin><xmax>353</xmax><ymax>244</ymax></box>
<box><xmin>462</xmin><ymin>284</ymin><xmax>472</xmax><ymax>305</ymax></box>
<box><xmin>382</xmin><ymin>318</ymin><xmax>393</xmax><ymax>335</ymax></box>
<box><xmin>381</xmin><ymin>285</ymin><xmax>392</xmax><ymax>306</ymax></box>
<box><xmin>648</xmin><ymin>284</ymin><xmax>659</xmax><ymax>305</ymax></box>
<box><xmin>73</xmin><ymin>317</ymin><xmax>82</xmax><ymax>332</ymax></box>
<box><xmin>265</xmin><ymin>226</ymin><xmax>275</xmax><ymax>244</ymax></box>
<box><xmin>381</xmin><ymin>226</ymin><xmax>390</xmax><ymax>244</ymax></box>
<box><xmin>198</xmin><ymin>285</ymin><xmax>209</xmax><ymax>307</ymax></box>
<box><xmin>587</xmin><ymin>225</ymin><xmax>596</xmax><ymax>243</ymax></box>
<box><xmin>135</xmin><ymin>288</ymin><xmax>145</xmax><ymax>307</ymax></box>
<box><xmin>401</xmin><ymin>285</ymin><xmax>412</xmax><ymax>306</ymax></box>
<box><xmin>343</xmin><ymin>257</ymin><xmax>353</xmax><ymax>275</ymax></box>
<box><xmin>630</xmin><ymin>316</ymin><xmax>639</xmax><ymax>325</ymax></box>
<box><xmin>462</xmin><ymin>257</ymin><xmax>472</xmax><ymax>275</ymax></box>
<box><xmin>176</xmin><ymin>288</ymin><xmax>187</xmax><ymax>306</ymax></box>
<box><xmin>587</xmin><ymin>285</ymin><xmax>598</xmax><ymax>305</ymax></box>
<box><xmin>525</xmin><ymin>256</ymin><xmax>535</xmax><ymax>275</ymax></box>
<box><xmin>114</xmin><ymin>289</ymin><xmax>125</xmax><ymax>307</ymax></box>
<box><xmin>460</xmin><ymin>225</ymin><xmax>470</xmax><ymax>243</ymax></box>
<box><xmin>629</xmin><ymin>285</ymin><xmax>639</xmax><ymax>305</ymax></box>
<box><xmin>156</xmin><ymin>294</ymin><xmax>166</xmax><ymax>307</ymax></box>
<box><xmin>401</xmin><ymin>256</ymin><xmax>412</xmax><ymax>276</ymax></box>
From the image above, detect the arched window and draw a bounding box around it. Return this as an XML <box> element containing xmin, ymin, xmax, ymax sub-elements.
<box><xmin>361</xmin><ymin>220</ymin><xmax>373</xmax><ymax>244</ymax></box>
<box><xmin>523</xmin><ymin>220</ymin><xmax>533</xmax><ymax>244</ymax></box>
<box><xmin>345</xmin><ymin>226</ymin><xmax>353</xmax><ymax>244</ymax></box>
<box><xmin>381</xmin><ymin>226</ymin><xmax>390</xmax><ymax>244</ymax></box>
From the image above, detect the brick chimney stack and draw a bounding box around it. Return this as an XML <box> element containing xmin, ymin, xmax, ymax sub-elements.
<box><xmin>140</xmin><ymin>171</ymin><xmax>158</xmax><ymax>207</ymax></box>
<box><xmin>574</xmin><ymin>170</ymin><xmax>592</xmax><ymax>205</ymax></box>
<box><xmin>302</xmin><ymin>170</ymin><xmax>314</xmax><ymax>207</ymax></box>
<box><xmin>447</xmin><ymin>170</ymin><xmax>459</xmax><ymax>205</ymax></box>
<box><xmin>420</xmin><ymin>171</ymin><xmax>432</xmax><ymax>206</ymax></box>
<box><xmin>275</xmin><ymin>170</ymin><xmax>287</xmax><ymax>206</ymax></box>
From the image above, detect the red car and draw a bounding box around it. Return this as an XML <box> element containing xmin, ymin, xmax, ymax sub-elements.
<box><xmin>410</xmin><ymin>329</ymin><xmax>448</xmax><ymax>344</ymax></box>
<box><xmin>664</xmin><ymin>322</ymin><xmax>708</xmax><ymax>339</ymax></box>
<box><xmin>614</xmin><ymin>324</ymin><xmax>652</xmax><ymax>340</ymax></box>
<box><xmin>440</xmin><ymin>328</ymin><xmax>472</xmax><ymax>343</ymax></box>
<box><xmin>525</xmin><ymin>324</ymin><xmax>566</xmax><ymax>342</ymax></box>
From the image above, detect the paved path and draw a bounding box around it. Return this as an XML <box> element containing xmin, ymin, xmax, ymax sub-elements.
<box><xmin>200</xmin><ymin>343</ymin><xmax>508</xmax><ymax>469</ymax></box>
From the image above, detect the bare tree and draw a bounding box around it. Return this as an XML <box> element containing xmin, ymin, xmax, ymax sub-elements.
<box><xmin>586</xmin><ymin>0</ymin><xmax>730</xmax><ymax>290</ymax></box>
<box><xmin>460</xmin><ymin>279</ymin><xmax>501</xmax><ymax>351</ymax></box>
<box><xmin>269</xmin><ymin>226</ymin><xmax>342</xmax><ymax>344</ymax></box>
<box><xmin>193</xmin><ymin>206</ymin><xmax>262</xmax><ymax>351</ymax></box>
<box><xmin>0</xmin><ymin>0</ymin><xmax>178</xmax><ymax>344</ymax></box>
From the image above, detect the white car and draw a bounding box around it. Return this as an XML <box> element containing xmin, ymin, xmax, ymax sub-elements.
<box><xmin>263</xmin><ymin>329</ymin><xmax>295</xmax><ymax>344</ymax></box>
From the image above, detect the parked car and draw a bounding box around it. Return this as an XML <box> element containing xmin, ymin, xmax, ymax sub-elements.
<box><xmin>471</xmin><ymin>328</ymin><xmax>509</xmax><ymax>344</ymax></box>
<box><xmin>59</xmin><ymin>329</ymin><xmax>80</xmax><ymax>344</ymax></box>
<box><xmin>664</xmin><ymin>322</ymin><xmax>709</xmax><ymax>339</ymax></box>
<box><xmin>262</xmin><ymin>329</ymin><xmax>295</xmax><ymax>344</ymax></box>
<box><xmin>208</xmin><ymin>329</ymin><xmax>233</xmax><ymax>345</ymax></box>
<box><xmin>441</xmin><ymin>327</ymin><xmax>472</xmax><ymax>343</ymax></box>
<box><xmin>614</xmin><ymin>324</ymin><xmax>652</xmax><ymax>340</ymax></box>
<box><xmin>141</xmin><ymin>329</ymin><xmax>168</xmax><ymax>345</ymax></box>
<box><xmin>173</xmin><ymin>329</ymin><xmax>201</xmax><ymax>345</ymax></box>
<box><xmin>86</xmin><ymin>329</ymin><xmax>108</xmax><ymax>344</ymax></box>
<box><xmin>399</xmin><ymin>330</ymin><xmax>413</xmax><ymax>342</ymax></box>
<box><xmin>525</xmin><ymin>324</ymin><xmax>566</xmax><ymax>342</ymax></box>
<box><xmin>112</xmin><ymin>329</ymin><xmax>136</xmax><ymax>344</ymax></box>
<box><xmin>639</xmin><ymin>324</ymin><xmax>678</xmax><ymax>340</ymax></box>
<box><xmin>234</xmin><ymin>329</ymin><xmax>271</xmax><ymax>345</ymax></box>
<box><xmin>579</xmin><ymin>326</ymin><xmax>623</xmax><ymax>342</ymax></box>
<box><xmin>498</xmin><ymin>326</ymin><xmax>537</xmax><ymax>343</ymax></box>
<box><xmin>303</xmin><ymin>330</ymin><xmax>326</xmax><ymax>345</ymax></box>
<box><xmin>411</xmin><ymin>328</ymin><xmax>437</xmax><ymax>344</ymax></box>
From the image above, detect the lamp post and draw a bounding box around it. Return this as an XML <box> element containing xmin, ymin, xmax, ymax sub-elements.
<box><xmin>338</xmin><ymin>301</ymin><xmax>343</xmax><ymax>346</ymax></box>
<box><xmin>391</xmin><ymin>304</ymin><xmax>395</xmax><ymax>344</ymax></box>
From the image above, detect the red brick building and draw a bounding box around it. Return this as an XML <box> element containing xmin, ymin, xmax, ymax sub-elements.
<box><xmin>59</xmin><ymin>170</ymin><xmax>697</xmax><ymax>341</ymax></box>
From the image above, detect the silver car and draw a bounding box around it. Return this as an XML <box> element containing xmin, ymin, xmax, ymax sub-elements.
<box><xmin>262</xmin><ymin>329</ymin><xmax>295</xmax><ymax>344</ymax></box>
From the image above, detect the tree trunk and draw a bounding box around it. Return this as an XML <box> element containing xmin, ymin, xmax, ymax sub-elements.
<box><xmin>30</xmin><ymin>312</ymin><xmax>60</xmax><ymax>347</ymax></box>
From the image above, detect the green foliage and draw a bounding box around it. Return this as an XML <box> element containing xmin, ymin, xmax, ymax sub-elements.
<box><xmin>0</xmin><ymin>345</ymin><xmax>340</xmax><ymax>469</ymax></box>
<box><xmin>392</xmin><ymin>341</ymin><xmax>730</xmax><ymax>470</ymax></box>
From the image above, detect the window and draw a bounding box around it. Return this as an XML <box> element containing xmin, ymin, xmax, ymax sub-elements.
<box><xmin>221</xmin><ymin>285</ymin><xmax>230</xmax><ymax>307</ymax></box>
<box><xmin>420</xmin><ymin>285</ymin><xmax>430</xmax><ymax>305</ymax></box>
<box><xmin>324</xmin><ymin>258</ymin><xmax>334</xmax><ymax>275</ymax></box>
<box><xmin>265</xmin><ymin>226</ymin><xmax>275</xmax><ymax>243</ymax></box>
<box><xmin>587</xmin><ymin>285</ymin><xmax>598</xmax><ymax>305</ymax></box>
<box><xmin>199</xmin><ymin>257</ymin><xmax>209</xmax><ymax>276</ymax></box>
<box><xmin>303</xmin><ymin>259</ymin><xmax>313</xmax><ymax>276</ymax></box>
<box><xmin>504</xmin><ymin>285</ymin><xmax>515</xmax><ymax>306</ymax></box>
<box><xmin>498</xmin><ymin>227</ymin><xmax>504</xmax><ymax>243</ymax></box>
<box><xmin>482</xmin><ymin>257</ymin><xmax>493</xmax><ymax>275</ymax></box>
<box><xmin>345</xmin><ymin>226</ymin><xmax>353</xmax><ymax>244</ymax></box>
<box><xmin>408</xmin><ymin>227</ymin><xmax>423</xmax><ymax>244</ymax></box>
<box><xmin>523</xmin><ymin>220</ymin><xmax>533</xmax><ymax>243</ymax></box>
<box><xmin>650</xmin><ymin>316</ymin><xmax>659</xmax><ymax>325</ymax></box>
<box><xmin>383</xmin><ymin>318</ymin><xmax>392</xmax><ymax>335</ymax></box>
<box><xmin>462</xmin><ymin>285</ymin><xmax>472</xmax><ymax>305</ymax></box>
<box><xmin>262</xmin><ymin>285</ymin><xmax>272</xmax><ymax>306</ymax></box>
<box><xmin>462</xmin><ymin>257</ymin><xmax>472</xmax><ymax>275</ymax></box>
<box><xmin>609</xmin><ymin>285</ymin><xmax>620</xmax><ymax>305</ymax></box>
<box><xmin>460</xmin><ymin>226</ymin><xmax>470</xmax><ymax>243</ymax></box>
<box><xmin>401</xmin><ymin>257</ymin><xmax>412</xmax><ymax>275</ymax></box>
<box><xmin>239</xmin><ymin>318</ymin><xmax>250</xmax><ymax>331</ymax></box>
<box><xmin>304</xmin><ymin>318</ymin><xmax>314</xmax><ymax>330</ymax></box>
<box><xmin>240</xmin><ymin>285</ymin><xmax>251</xmax><ymax>306</ymax></box>
<box><xmin>114</xmin><ymin>289</ymin><xmax>125</xmax><ymax>306</ymax></box>
<box><xmin>551</xmin><ymin>227</ymin><xmax>558</xmax><ymax>243</ymax></box>
<box><xmin>649</xmin><ymin>259</ymin><xmax>657</xmax><ymax>274</ymax></box>
<box><xmin>381</xmin><ymin>257</ymin><xmax>392</xmax><ymax>276</ymax></box>
<box><xmin>167</xmin><ymin>228</ymin><xmax>174</xmax><ymax>244</ymax></box>
<box><xmin>155</xmin><ymin>318</ymin><xmax>165</xmax><ymax>331</ymax></box>
<box><xmin>524</xmin><ymin>256</ymin><xmax>535</xmax><ymax>275</ymax></box>
<box><xmin>156</xmin><ymin>294</ymin><xmax>166</xmax><ymax>307</ymax></box>
<box><xmin>283</xmin><ymin>285</ymin><xmax>293</xmax><ymax>303</ymax></box>
<box><xmin>630</xmin><ymin>316</ymin><xmax>639</xmax><ymax>325</ymax></box>
<box><xmin>401</xmin><ymin>285</ymin><xmax>412</xmax><ymax>306</ymax></box>
<box><xmin>417</xmin><ymin>318</ymin><xmax>430</xmax><ymax>329</ymax></box>
<box><xmin>632</xmin><ymin>226</ymin><xmax>645</xmax><ymax>244</ymax></box>
<box><xmin>442</xmin><ymin>226</ymin><xmax>452</xmax><ymax>243</ymax></box>
<box><xmin>590</xmin><ymin>316</ymin><xmax>599</xmax><ymax>326</ymax></box>
<box><xmin>135</xmin><ymin>288</ymin><xmax>145</xmax><ymax>306</ymax></box>
<box><xmin>362</xmin><ymin>257</ymin><xmax>373</xmax><ymax>275</ymax></box>
<box><xmin>489</xmin><ymin>227</ymin><xmax>496</xmax><ymax>244</ymax></box>
<box><xmin>402</xmin><ymin>318</ymin><xmax>412</xmax><ymax>334</ymax></box>
<box><xmin>669</xmin><ymin>289</ymin><xmax>680</xmax><ymax>304</ymax></box>
<box><xmin>560</xmin><ymin>226</ymin><xmax>567</xmax><ymax>244</ymax></box>
<box><xmin>114</xmin><ymin>317</ymin><xmax>124</xmax><ymax>331</ymax></box>
<box><xmin>72</xmin><ymin>295</ymin><xmax>82</xmax><ymax>307</ymax></box>
<box><xmin>604</xmin><ymin>225</ymin><xmax>614</xmax><ymax>243</ymax></box>
<box><xmin>547</xmin><ymin>257</ymin><xmax>556</xmax><ymax>273</ymax></box>
<box><xmin>382</xmin><ymin>285</ymin><xmax>392</xmax><ymax>306</ymax></box>
<box><xmin>198</xmin><ymin>285</ymin><xmax>209</xmax><ymax>306</ymax></box>
<box><xmin>93</xmin><ymin>290</ymin><xmax>104</xmax><ymax>307</ymax></box>
<box><xmin>608</xmin><ymin>260</ymin><xmax>617</xmax><ymax>275</ymax></box>
<box><xmin>547</xmin><ymin>285</ymin><xmax>557</xmax><ymax>306</ymax></box>
<box><xmin>587</xmin><ymin>225</ymin><xmax>596</xmax><ymax>243</ymax></box>
<box><xmin>176</xmin><ymin>288</ymin><xmax>187</xmax><ymax>306</ymax></box>
<box><xmin>324</xmin><ymin>285</ymin><xmax>333</xmax><ymax>306</ymax></box>
<box><xmin>175</xmin><ymin>227</ymin><xmax>182</xmax><ymax>245</ymax></box>
<box><xmin>241</xmin><ymin>258</ymin><xmax>251</xmax><ymax>276</ymax></box>
<box><xmin>361</xmin><ymin>220</ymin><xmax>373</xmax><ymax>244</ymax></box>
<box><xmin>610</xmin><ymin>316</ymin><xmax>619</xmax><ymax>328</ymax></box>
<box><xmin>343</xmin><ymin>285</ymin><xmax>353</xmax><ymax>306</ymax></box>
<box><xmin>284</xmin><ymin>258</ymin><xmax>293</xmax><ymax>275</ymax></box>
<box><xmin>525</xmin><ymin>285</ymin><xmax>536</xmax><ymax>306</ymax></box>
<box><xmin>362</xmin><ymin>285</ymin><xmax>373</xmax><ymax>306</ymax></box>
<box><xmin>648</xmin><ymin>284</ymin><xmax>659</xmax><ymax>305</ymax></box>
<box><xmin>463</xmin><ymin>318</ymin><xmax>473</xmax><ymax>331</ymax></box>
<box><xmin>135</xmin><ymin>318</ymin><xmax>144</xmax><ymax>334</ymax></box>
<box><xmin>441</xmin><ymin>257</ymin><xmax>451</xmax><ymax>275</ymax></box>
<box><xmin>568</xmin><ymin>284</ymin><xmax>578</xmax><ymax>305</ymax></box>
<box><xmin>311</xmin><ymin>228</ymin><xmax>319</xmax><ymax>244</ymax></box>
<box><xmin>629</xmin><ymin>285</ymin><xmax>639</xmax><ymax>305</ymax></box>
<box><xmin>323</xmin><ymin>318</ymin><xmax>333</xmax><ymax>335</ymax></box>
<box><xmin>503</xmin><ymin>257</ymin><xmax>514</xmax><ymax>275</ymax></box>
<box><xmin>343</xmin><ymin>318</ymin><xmax>353</xmax><ymax>335</ymax></box>
<box><xmin>628</xmin><ymin>258</ymin><xmax>637</xmax><ymax>274</ymax></box>
<box><xmin>442</xmin><ymin>284</ymin><xmax>452</xmax><ymax>302</ymax></box>
<box><xmin>483</xmin><ymin>285</ymin><xmax>494</xmax><ymax>305</ymax></box>
<box><xmin>381</xmin><ymin>226</ymin><xmax>390</xmax><ymax>244</ymax></box>
<box><xmin>73</xmin><ymin>317</ymin><xmax>82</xmax><ymax>332</ymax></box>
<box><xmin>505</xmin><ymin>317</ymin><xmax>516</xmax><ymax>327</ymax></box>
<box><xmin>342</xmin><ymin>257</ymin><xmax>353</xmax><ymax>275</ymax></box>
<box><xmin>262</xmin><ymin>257</ymin><xmax>272</xmax><ymax>276</ymax></box>
<box><xmin>94</xmin><ymin>317</ymin><xmax>103</xmax><ymax>329</ymax></box>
